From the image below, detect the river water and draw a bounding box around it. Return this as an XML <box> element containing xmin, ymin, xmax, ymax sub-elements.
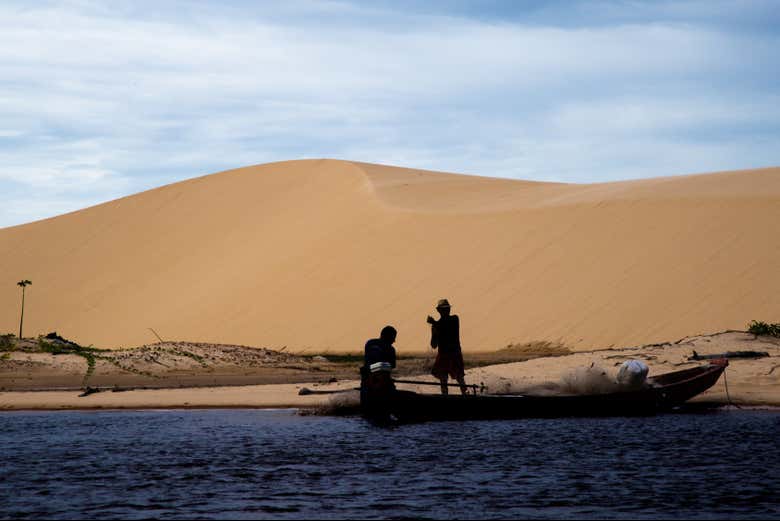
<box><xmin>0</xmin><ymin>408</ymin><xmax>778</xmax><ymax>519</ymax></box>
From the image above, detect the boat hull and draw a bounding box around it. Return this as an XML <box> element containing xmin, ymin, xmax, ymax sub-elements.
<box><xmin>365</xmin><ymin>360</ymin><xmax>728</xmax><ymax>423</ymax></box>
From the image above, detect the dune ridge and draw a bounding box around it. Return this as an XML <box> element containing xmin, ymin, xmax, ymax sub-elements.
<box><xmin>1</xmin><ymin>159</ymin><xmax>778</xmax><ymax>352</ymax></box>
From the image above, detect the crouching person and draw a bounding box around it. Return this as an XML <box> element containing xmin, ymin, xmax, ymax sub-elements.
<box><xmin>360</xmin><ymin>325</ymin><xmax>397</xmax><ymax>421</ymax></box>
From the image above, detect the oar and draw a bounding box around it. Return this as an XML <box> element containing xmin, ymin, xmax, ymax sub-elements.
<box><xmin>298</xmin><ymin>387</ymin><xmax>360</xmax><ymax>395</ymax></box>
<box><xmin>392</xmin><ymin>378</ymin><xmax>484</xmax><ymax>394</ymax></box>
<box><xmin>297</xmin><ymin>380</ymin><xmax>486</xmax><ymax>396</ymax></box>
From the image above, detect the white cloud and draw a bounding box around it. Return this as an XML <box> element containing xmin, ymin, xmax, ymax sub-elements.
<box><xmin>0</xmin><ymin>0</ymin><xmax>778</xmax><ymax>226</ymax></box>
<box><xmin>547</xmin><ymin>95</ymin><xmax>780</xmax><ymax>136</ymax></box>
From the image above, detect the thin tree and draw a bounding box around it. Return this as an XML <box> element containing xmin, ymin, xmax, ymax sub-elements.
<box><xmin>17</xmin><ymin>280</ymin><xmax>31</xmax><ymax>339</ymax></box>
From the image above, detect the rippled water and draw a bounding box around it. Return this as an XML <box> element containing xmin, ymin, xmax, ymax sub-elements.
<box><xmin>1</xmin><ymin>409</ymin><xmax>778</xmax><ymax>519</ymax></box>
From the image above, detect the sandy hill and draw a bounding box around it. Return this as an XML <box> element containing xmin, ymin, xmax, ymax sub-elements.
<box><xmin>1</xmin><ymin>159</ymin><xmax>778</xmax><ymax>352</ymax></box>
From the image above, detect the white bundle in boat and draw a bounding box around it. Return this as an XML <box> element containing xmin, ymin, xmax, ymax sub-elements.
<box><xmin>616</xmin><ymin>360</ymin><xmax>649</xmax><ymax>388</ymax></box>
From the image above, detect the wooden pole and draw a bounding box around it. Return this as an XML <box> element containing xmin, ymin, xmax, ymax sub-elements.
<box><xmin>19</xmin><ymin>285</ymin><xmax>25</xmax><ymax>339</ymax></box>
<box><xmin>393</xmin><ymin>378</ymin><xmax>481</xmax><ymax>394</ymax></box>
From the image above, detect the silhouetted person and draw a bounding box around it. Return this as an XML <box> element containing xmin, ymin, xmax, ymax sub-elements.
<box><xmin>427</xmin><ymin>299</ymin><xmax>467</xmax><ymax>395</ymax></box>
<box><xmin>360</xmin><ymin>325</ymin><xmax>397</xmax><ymax>419</ymax></box>
<box><xmin>363</xmin><ymin>325</ymin><xmax>397</xmax><ymax>370</ymax></box>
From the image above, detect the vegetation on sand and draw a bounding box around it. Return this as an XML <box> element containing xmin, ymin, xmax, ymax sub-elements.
<box><xmin>0</xmin><ymin>333</ymin><xmax>15</xmax><ymax>351</ymax></box>
<box><xmin>37</xmin><ymin>336</ymin><xmax>99</xmax><ymax>386</ymax></box>
<box><xmin>748</xmin><ymin>320</ymin><xmax>780</xmax><ymax>338</ymax></box>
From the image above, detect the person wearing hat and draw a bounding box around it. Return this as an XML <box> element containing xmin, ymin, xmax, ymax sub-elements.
<box><xmin>427</xmin><ymin>299</ymin><xmax>468</xmax><ymax>395</ymax></box>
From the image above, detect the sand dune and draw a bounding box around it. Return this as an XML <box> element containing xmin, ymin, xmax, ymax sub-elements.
<box><xmin>1</xmin><ymin>159</ymin><xmax>778</xmax><ymax>352</ymax></box>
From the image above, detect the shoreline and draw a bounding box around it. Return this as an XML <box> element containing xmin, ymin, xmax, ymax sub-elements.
<box><xmin>0</xmin><ymin>405</ymin><xmax>307</xmax><ymax>413</ymax></box>
<box><xmin>3</xmin><ymin>397</ymin><xmax>780</xmax><ymax>414</ymax></box>
<box><xmin>4</xmin><ymin>406</ymin><xmax>779</xmax><ymax>413</ymax></box>
<box><xmin>2</xmin><ymin>376</ymin><xmax>779</xmax><ymax>412</ymax></box>
<box><xmin>0</xmin><ymin>381</ymin><xmax>347</xmax><ymax>412</ymax></box>
<box><xmin>2</xmin><ymin>331</ymin><xmax>778</xmax><ymax>411</ymax></box>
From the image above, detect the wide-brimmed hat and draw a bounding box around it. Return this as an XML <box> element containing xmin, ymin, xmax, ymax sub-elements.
<box><xmin>436</xmin><ymin>298</ymin><xmax>451</xmax><ymax>309</ymax></box>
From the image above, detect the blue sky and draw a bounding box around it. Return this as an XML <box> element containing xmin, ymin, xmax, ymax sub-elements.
<box><xmin>1</xmin><ymin>0</ymin><xmax>779</xmax><ymax>227</ymax></box>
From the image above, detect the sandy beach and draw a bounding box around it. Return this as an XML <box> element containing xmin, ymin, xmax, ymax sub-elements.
<box><xmin>2</xmin><ymin>331</ymin><xmax>778</xmax><ymax>410</ymax></box>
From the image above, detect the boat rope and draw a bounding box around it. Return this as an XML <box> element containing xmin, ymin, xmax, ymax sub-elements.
<box><xmin>722</xmin><ymin>367</ymin><xmax>741</xmax><ymax>409</ymax></box>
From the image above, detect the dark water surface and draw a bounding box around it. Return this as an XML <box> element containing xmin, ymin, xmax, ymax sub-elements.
<box><xmin>1</xmin><ymin>409</ymin><xmax>778</xmax><ymax>520</ymax></box>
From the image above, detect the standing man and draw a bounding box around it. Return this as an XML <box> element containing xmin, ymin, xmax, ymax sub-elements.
<box><xmin>427</xmin><ymin>299</ymin><xmax>468</xmax><ymax>395</ymax></box>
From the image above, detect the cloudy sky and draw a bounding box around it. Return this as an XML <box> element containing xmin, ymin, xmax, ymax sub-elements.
<box><xmin>1</xmin><ymin>0</ymin><xmax>779</xmax><ymax>227</ymax></box>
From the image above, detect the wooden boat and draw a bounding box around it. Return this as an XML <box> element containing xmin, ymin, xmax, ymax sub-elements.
<box><xmin>362</xmin><ymin>359</ymin><xmax>728</xmax><ymax>423</ymax></box>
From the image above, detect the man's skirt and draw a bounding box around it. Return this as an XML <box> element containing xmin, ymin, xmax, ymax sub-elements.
<box><xmin>431</xmin><ymin>350</ymin><xmax>465</xmax><ymax>379</ymax></box>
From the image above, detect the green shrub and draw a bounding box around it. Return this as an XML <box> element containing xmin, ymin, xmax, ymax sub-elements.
<box><xmin>81</xmin><ymin>351</ymin><xmax>96</xmax><ymax>385</ymax></box>
<box><xmin>35</xmin><ymin>336</ymin><xmax>99</xmax><ymax>385</ymax></box>
<box><xmin>38</xmin><ymin>338</ymin><xmax>68</xmax><ymax>355</ymax></box>
<box><xmin>748</xmin><ymin>320</ymin><xmax>780</xmax><ymax>338</ymax></box>
<box><xmin>0</xmin><ymin>334</ymin><xmax>15</xmax><ymax>351</ymax></box>
<box><xmin>172</xmin><ymin>349</ymin><xmax>207</xmax><ymax>367</ymax></box>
